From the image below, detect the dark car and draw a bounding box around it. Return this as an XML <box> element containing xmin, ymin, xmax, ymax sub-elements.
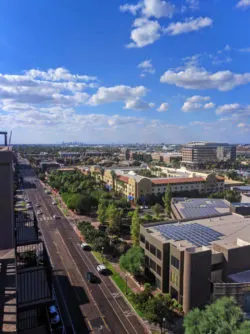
<box><xmin>86</xmin><ymin>271</ymin><xmax>99</xmax><ymax>283</ymax></box>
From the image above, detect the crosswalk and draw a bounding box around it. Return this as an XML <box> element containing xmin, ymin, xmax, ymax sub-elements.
<box><xmin>38</xmin><ymin>216</ymin><xmax>54</xmax><ymax>221</ymax></box>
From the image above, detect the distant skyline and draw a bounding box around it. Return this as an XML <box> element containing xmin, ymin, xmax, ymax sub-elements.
<box><xmin>0</xmin><ymin>0</ymin><xmax>250</xmax><ymax>144</ymax></box>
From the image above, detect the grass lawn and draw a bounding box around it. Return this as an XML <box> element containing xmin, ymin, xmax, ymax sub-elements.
<box><xmin>92</xmin><ymin>251</ymin><xmax>144</xmax><ymax>317</ymax></box>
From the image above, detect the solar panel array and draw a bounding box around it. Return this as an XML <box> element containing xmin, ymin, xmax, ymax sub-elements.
<box><xmin>178</xmin><ymin>199</ymin><xmax>229</xmax><ymax>219</ymax></box>
<box><xmin>154</xmin><ymin>223</ymin><xmax>224</xmax><ymax>247</ymax></box>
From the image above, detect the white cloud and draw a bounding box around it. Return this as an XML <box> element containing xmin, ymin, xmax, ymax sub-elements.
<box><xmin>124</xmin><ymin>99</ymin><xmax>155</xmax><ymax>110</ymax></box>
<box><xmin>157</xmin><ymin>102</ymin><xmax>169</xmax><ymax>112</ymax></box>
<box><xmin>236</xmin><ymin>0</ymin><xmax>250</xmax><ymax>8</ymax></box>
<box><xmin>164</xmin><ymin>17</ymin><xmax>213</xmax><ymax>35</ymax></box>
<box><xmin>142</xmin><ymin>0</ymin><xmax>175</xmax><ymax>18</ymax></box>
<box><xmin>126</xmin><ymin>18</ymin><xmax>161</xmax><ymax>48</ymax></box>
<box><xmin>160</xmin><ymin>66</ymin><xmax>250</xmax><ymax>91</ymax></box>
<box><xmin>138</xmin><ymin>59</ymin><xmax>155</xmax><ymax>77</ymax></box>
<box><xmin>185</xmin><ymin>0</ymin><xmax>199</xmax><ymax>11</ymax></box>
<box><xmin>120</xmin><ymin>0</ymin><xmax>175</xmax><ymax>19</ymax></box>
<box><xmin>119</xmin><ymin>3</ymin><xmax>143</xmax><ymax>15</ymax></box>
<box><xmin>25</xmin><ymin>67</ymin><xmax>98</xmax><ymax>82</ymax></box>
<box><xmin>216</xmin><ymin>103</ymin><xmax>250</xmax><ymax>116</ymax></box>
<box><xmin>182</xmin><ymin>95</ymin><xmax>214</xmax><ymax>112</ymax></box>
<box><xmin>87</xmin><ymin>85</ymin><xmax>154</xmax><ymax>110</ymax></box>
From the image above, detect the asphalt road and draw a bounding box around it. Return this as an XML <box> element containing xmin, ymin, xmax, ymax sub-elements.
<box><xmin>19</xmin><ymin>158</ymin><xmax>148</xmax><ymax>334</ymax></box>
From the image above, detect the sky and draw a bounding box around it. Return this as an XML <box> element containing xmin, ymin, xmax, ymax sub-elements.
<box><xmin>0</xmin><ymin>0</ymin><xmax>250</xmax><ymax>144</ymax></box>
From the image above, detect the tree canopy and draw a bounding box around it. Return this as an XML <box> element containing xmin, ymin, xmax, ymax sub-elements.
<box><xmin>119</xmin><ymin>246</ymin><xmax>144</xmax><ymax>275</ymax></box>
<box><xmin>130</xmin><ymin>208</ymin><xmax>140</xmax><ymax>245</ymax></box>
<box><xmin>184</xmin><ymin>297</ymin><xmax>250</xmax><ymax>334</ymax></box>
<box><xmin>162</xmin><ymin>184</ymin><xmax>172</xmax><ymax>217</ymax></box>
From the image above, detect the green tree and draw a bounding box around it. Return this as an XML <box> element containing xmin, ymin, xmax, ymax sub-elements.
<box><xmin>184</xmin><ymin>297</ymin><xmax>249</xmax><ymax>334</ymax></box>
<box><xmin>119</xmin><ymin>246</ymin><xmax>144</xmax><ymax>275</ymax></box>
<box><xmin>97</xmin><ymin>200</ymin><xmax>107</xmax><ymax>224</ymax></box>
<box><xmin>152</xmin><ymin>203</ymin><xmax>162</xmax><ymax>217</ymax></box>
<box><xmin>130</xmin><ymin>208</ymin><xmax>140</xmax><ymax>245</ymax></box>
<box><xmin>162</xmin><ymin>184</ymin><xmax>172</xmax><ymax>217</ymax></box>
<box><xmin>144</xmin><ymin>294</ymin><xmax>174</xmax><ymax>330</ymax></box>
<box><xmin>106</xmin><ymin>203</ymin><xmax>123</xmax><ymax>234</ymax></box>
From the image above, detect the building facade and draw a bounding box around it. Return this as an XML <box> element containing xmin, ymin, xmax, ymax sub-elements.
<box><xmin>140</xmin><ymin>214</ymin><xmax>250</xmax><ymax>313</ymax></box>
<box><xmin>182</xmin><ymin>142</ymin><xmax>236</xmax><ymax>168</ymax></box>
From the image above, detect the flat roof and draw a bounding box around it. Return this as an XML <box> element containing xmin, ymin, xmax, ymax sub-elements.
<box><xmin>152</xmin><ymin>177</ymin><xmax>205</xmax><ymax>185</ymax></box>
<box><xmin>147</xmin><ymin>214</ymin><xmax>250</xmax><ymax>251</ymax></box>
<box><xmin>172</xmin><ymin>198</ymin><xmax>230</xmax><ymax>219</ymax></box>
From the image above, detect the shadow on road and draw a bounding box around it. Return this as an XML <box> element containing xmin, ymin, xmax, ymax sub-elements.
<box><xmin>54</xmin><ymin>272</ymin><xmax>90</xmax><ymax>333</ymax></box>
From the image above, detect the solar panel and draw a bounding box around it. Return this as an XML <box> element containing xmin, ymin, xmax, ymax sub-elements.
<box><xmin>154</xmin><ymin>223</ymin><xmax>224</xmax><ymax>247</ymax></box>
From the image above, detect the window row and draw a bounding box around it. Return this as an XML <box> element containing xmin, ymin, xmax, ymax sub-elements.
<box><xmin>144</xmin><ymin>239</ymin><xmax>162</xmax><ymax>260</ymax></box>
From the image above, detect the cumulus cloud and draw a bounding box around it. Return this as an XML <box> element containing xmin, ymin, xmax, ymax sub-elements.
<box><xmin>182</xmin><ymin>95</ymin><xmax>215</xmax><ymax>112</ymax></box>
<box><xmin>87</xmin><ymin>85</ymin><xmax>154</xmax><ymax>110</ymax></box>
<box><xmin>126</xmin><ymin>18</ymin><xmax>161</xmax><ymax>48</ymax></box>
<box><xmin>120</xmin><ymin>0</ymin><xmax>175</xmax><ymax>19</ymax></box>
<box><xmin>216</xmin><ymin>103</ymin><xmax>250</xmax><ymax>116</ymax></box>
<box><xmin>119</xmin><ymin>3</ymin><xmax>143</xmax><ymax>15</ymax></box>
<box><xmin>157</xmin><ymin>102</ymin><xmax>169</xmax><ymax>112</ymax></box>
<box><xmin>138</xmin><ymin>59</ymin><xmax>155</xmax><ymax>77</ymax></box>
<box><xmin>160</xmin><ymin>66</ymin><xmax>250</xmax><ymax>91</ymax></box>
<box><xmin>236</xmin><ymin>0</ymin><xmax>250</xmax><ymax>8</ymax></box>
<box><xmin>142</xmin><ymin>0</ymin><xmax>175</xmax><ymax>18</ymax></box>
<box><xmin>164</xmin><ymin>17</ymin><xmax>212</xmax><ymax>35</ymax></box>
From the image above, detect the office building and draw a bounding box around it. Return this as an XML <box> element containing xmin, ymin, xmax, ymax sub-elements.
<box><xmin>140</xmin><ymin>214</ymin><xmax>250</xmax><ymax>313</ymax></box>
<box><xmin>182</xmin><ymin>142</ymin><xmax>236</xmax><ymax>168</ymax></box>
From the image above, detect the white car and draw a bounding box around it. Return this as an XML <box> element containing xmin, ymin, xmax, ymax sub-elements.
<box><xmin>37</xmin><ymin>210</ymin><xmax>42</xmax><ymax>215</ymax></box>
<box><xmin>81</xmin><ymin>243</ymin><xmax>91</xmax><ymax>250</ymax></box>
<box><xmin>97</xmin><ymin>264</ymin><xmax>107</xmax><ymax>274</ymax></box>
<box><xmin>52</xmin><ymin>201</ymin><xmax>57</xmax><ymax>205</ymax></box>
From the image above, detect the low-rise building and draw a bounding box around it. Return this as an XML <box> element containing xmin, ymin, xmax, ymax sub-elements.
<box><xmin>140</xmin><ymin>214</ymin><xmax>250</xmax><ymax>313</ymax></box>
<box><xmin>171</xmin><ymin>198</ymin><xmax>231</xmax><ymax>220</ymax></box>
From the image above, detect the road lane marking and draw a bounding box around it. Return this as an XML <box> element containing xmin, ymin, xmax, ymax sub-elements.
<box><xmin>55</xmin><ymin>231</ymin><xmax>110</xmax><ymax>333</ymax></box>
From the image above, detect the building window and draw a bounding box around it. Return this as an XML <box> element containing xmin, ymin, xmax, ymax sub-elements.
<box><xmin>149</xmin><ymin>259</ymin><xmax>156</xmax><ymax>271</ymax></box>
<box><xmin>150</xmin><ymin>244</ymin><xmax>156</xmax><ymax>256</ymax></box>
<box><xmin>170</xmin><ymin>271</ymin><xmax>179</xmax><ymax>287</ymax></box>
<box><xmin>171</xmin><ymin>256</ymin><xmax>180</xmax><ymax>269</ymax></box>
<box><xmin>157</xmin><ymin>265</ymin><xmax>161</xmax><ymax>276</ymax></box>
<box><xmin>146</xmin><ymin>241</ymin><xmax>149</xmax><ymax>250</ymax></box>
<box><xmin>145</xmin><ymin>256</ymin><xmax>149</xmax><ymax>266</ymax></box>
<box><xmin>157</xmin><ymin>249</ymin><xmax>162</xmax><ymax>260</ymax></box>
<box><xmin>140</xmin><ymin>234</ymin><xmax>145</xmax><ymax>243</ymax></box>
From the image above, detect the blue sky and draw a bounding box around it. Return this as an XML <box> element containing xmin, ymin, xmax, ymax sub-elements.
<box><xmin>0</xmin><ymin>0</ymin><xmax>250</xmax><ymax>144</ymax></box>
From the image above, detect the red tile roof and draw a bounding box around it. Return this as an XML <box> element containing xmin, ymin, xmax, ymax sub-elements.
<box><xmin>152</xmin><ymin>177</ymin><xmax>205</xmax><ymax>185</ymax></box>
<box><xmin>117</xmin><ymin>175</ymin><xmax>129</xmax><ymax>183</ymax></box>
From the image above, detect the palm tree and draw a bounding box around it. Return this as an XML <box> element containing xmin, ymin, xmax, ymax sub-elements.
<box><xmin>110</xmin><ymin>170</ymin><xmax>116</xmax><ymax>191</ymax></box>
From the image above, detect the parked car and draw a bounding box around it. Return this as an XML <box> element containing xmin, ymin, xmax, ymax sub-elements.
<box><xmin>97</xmin><ymin>264</ymin><xmax>107</xmax><ymax>274</ymax></box>
<box><xmin>86</xmin><ymin>271</ymin><xmax>98</xmax><ymax>283</ymax></box>
<box><xmin>37</xmin><ymin>210</ymin><xmax>42</xmax><ymax>215</ymax></box>
<box><xmin>81</xmin><ymin>243</ymin><xmax>91</xmax><ymax>250</ymax></box>
<box><xmin>53</xmin><ymin>215</ymin><xmax>60</xmax><ymax>220</ymax></box>
<box><xmin>48</xmin><ymin>304</ymin><xmax>62</xmax><ymax>328</ymax></box>
<box><xmin>35</xmin><ymin>203</ymin><xmax>40</xmax><ymax>207</ymax></box>
<box><xmin>52</xmin><ymin>201</ymin><xmax>57</xmax><ymax>205</ymax></box>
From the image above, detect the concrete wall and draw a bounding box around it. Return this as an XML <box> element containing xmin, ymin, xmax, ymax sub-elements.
<box><xmin>183</xmin><ymin>249</ymin><xmax>212</xmax><ymax>313</ymax></box>
<box><xmin>0</xmin><ymin>151</ymin><xmax>14</xmax><ymax>250</ymax></box>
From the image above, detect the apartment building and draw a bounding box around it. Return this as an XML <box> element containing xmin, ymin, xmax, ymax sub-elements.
<box><xmin>97</xmin><ymin>166</ymin><xmax>224</xmax><ymax>202</ymax></box>
<box><xmin>182</xmin><ymin>142</ymin><xmax>236</xmax><ymax>168</ymax></box>
<box><xmin>140</xmin><ymin>214</ymin><xmax>250</xmax><ymax>313</ymax></box>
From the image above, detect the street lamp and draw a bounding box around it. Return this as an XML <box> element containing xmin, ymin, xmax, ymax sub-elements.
<box><xmin>125</xmin><ymin>273</ymin><xmax>128</xmax><ymax>295</ymax></box>
<box><xmin>162</xmin><ymin>317</ymin><xmax>166</xmax><ymax>334</ymax></box>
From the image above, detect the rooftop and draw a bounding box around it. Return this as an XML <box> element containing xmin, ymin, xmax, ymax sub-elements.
<box><xmin>147</xmin><ymin>214</ymin><xmax>250</xmax><ymax>251</ymax></box>
<box><xmin>151</xmin><ymin>177</ymin><xmax>205</xmax><ymax>185</ymax></box>
<box><xmin>172</xmin><ymin>198</ymin><xmax>230</xmax><ymax>219</ymax></box>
